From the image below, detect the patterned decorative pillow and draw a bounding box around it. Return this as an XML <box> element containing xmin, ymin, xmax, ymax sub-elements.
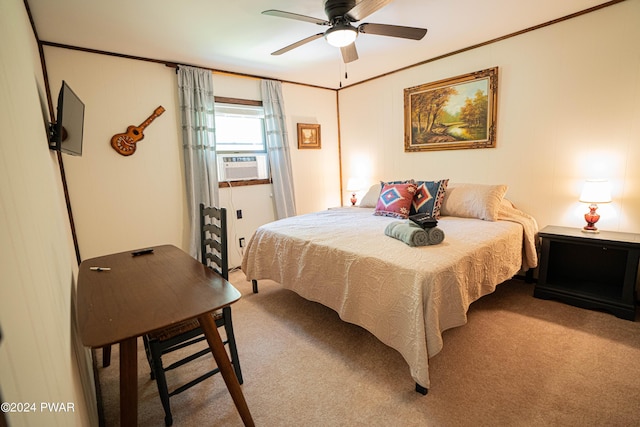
<box><xmin>379</xmin><ymin>179</ymin><xmax>412</xmax><ymax>189</ymax></box>
<box><xmin>374</xmin><ymin>182</ymin><xmax>418</xmax><ymax>219</ymax></box>
<box><xmin>411</xmin><ymin>179</ymin><xmax>449</xmax><ymax>218</ymax></box>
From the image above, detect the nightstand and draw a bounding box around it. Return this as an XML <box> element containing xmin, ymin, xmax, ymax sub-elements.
<box><xmin>534</xmin><ymin>225</ymin><xmax>640</xmax><ymax>320</ymax></box>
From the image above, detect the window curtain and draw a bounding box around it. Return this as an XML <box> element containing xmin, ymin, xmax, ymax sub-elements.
<box><xmin>177</xmin><ymin>65</ymin><xmax>219</xmax><ymax>260</ymax></box>
<box><xmin>261</xmin><ymin>79</ymin><xmax>297</xmax><ymax>219</ymax></box>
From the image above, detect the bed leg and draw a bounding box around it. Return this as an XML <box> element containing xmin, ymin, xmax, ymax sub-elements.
<box><xmin>525</xmin><ymin>268</ymin><xmax>534</xmax><ymax>283</ymax></box>
<box><xmin>252</xmin><ymin>279</ymin><xmax>258</xmax><ymax>294</ymax></box>
<box><xmin>415</xmin><ymin>383</ymin><xmax>428</xmax><ymax>395</ymax></box>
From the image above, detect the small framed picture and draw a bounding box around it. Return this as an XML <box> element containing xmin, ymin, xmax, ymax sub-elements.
<box><xmin>297</xmin><ymin>123</ymin><xmax>321</xmax><ymax>149</ymax></box>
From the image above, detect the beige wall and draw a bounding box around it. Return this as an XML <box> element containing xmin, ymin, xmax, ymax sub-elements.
<box><xmin>0</xmin><ymin>0</ymin><xmax>95</xmax><ymax>425</ymax></box>
<box><xmin>43</xmin><ymin>48</ymin><xmax>341</xmax><ymax>268</ymax></box>
<box><xmin>284</xmin><ymin>84</ymin><xmax>341</xmax><ymax>212</ymax></box>
<box><xmin>338</xmin><ymin>0</ymin><xmax>640</xmax><ymax>233</ymax></box>
<box><xmin>43</xmin><ymin>49</ymin><xmax>187</xmax><ymax>261</ymax></box>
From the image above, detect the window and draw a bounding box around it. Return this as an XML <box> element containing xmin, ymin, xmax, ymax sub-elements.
<box><xmin>214</xmin><ymin>100</ymin><xmax>269</xmax><ymax>184</ymax></box>
<box><xmin>215</xmin><ymin>103</ymin><xmax>266</xmax><ymax>152</ymax></box>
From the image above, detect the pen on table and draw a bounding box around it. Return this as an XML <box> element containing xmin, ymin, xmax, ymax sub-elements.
<box><xmin>89</xmin><ymin>267</ymin><xmax>111</xmax><ymax>271</ymax></box>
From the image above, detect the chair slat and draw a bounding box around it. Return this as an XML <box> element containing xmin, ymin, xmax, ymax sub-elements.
<box><xmin>202</xmin><ymin>206</ymin><xmax>221</xmax><ymax>220</ymax></box>
<box><xmin>202</xmin><ymin>223</ymin><xmax>221</xmax><ymax>235</ymax></box>
<box><xmin>204</xmin><ymin>252</ymin><xmax>222</xmax><ymax>266</ymax></box>
<box><xmin>203</xmin><ymin>239</ymin><xmax>222</xmax><ymax>253</ymax></box>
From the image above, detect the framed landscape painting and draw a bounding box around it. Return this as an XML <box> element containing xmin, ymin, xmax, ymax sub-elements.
<box><xmin>404</xmin><ymin>67</ymin><xmax>498</xmax><ymax>152</ymax></box>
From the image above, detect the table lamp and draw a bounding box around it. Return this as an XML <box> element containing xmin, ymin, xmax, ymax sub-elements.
<box><xmin>579</xmin><ymin>179</ymin><xmax>611</xmax><ymax>233</ymax></box>
<box><xmin>346</xmin><ymin>178</ymin><xmax>362</xmax><ymax>206</ymax></box>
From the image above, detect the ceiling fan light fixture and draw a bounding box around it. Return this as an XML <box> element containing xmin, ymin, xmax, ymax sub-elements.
<box><xmin>325</xmin><ymin>25</ymin><xmax>358</xmax><ymax>47</ymax></box>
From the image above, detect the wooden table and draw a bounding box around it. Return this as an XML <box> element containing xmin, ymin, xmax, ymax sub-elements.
<box><xmin>77</xmin><ymin>245</ymin><xmax>254</xmax><ymax>426</ymax></box>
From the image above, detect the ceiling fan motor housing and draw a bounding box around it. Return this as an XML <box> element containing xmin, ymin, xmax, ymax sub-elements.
<box><xmin>324</xmin><ymin>0</ymin><xmax>357</xmax><ymax>22</ymax></box>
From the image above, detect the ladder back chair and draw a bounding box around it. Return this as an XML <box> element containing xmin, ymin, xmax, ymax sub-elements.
<box><xmin>142</xmin><ymin>203</ymin><xmax>243</xmax><ymax>426</ymax></box>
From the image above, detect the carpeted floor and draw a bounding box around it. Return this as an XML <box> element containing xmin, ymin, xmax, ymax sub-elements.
<box><xmin>98</xmin><ymin>271</ymin><xmax>640</xmax><ymax>426</ymax></box>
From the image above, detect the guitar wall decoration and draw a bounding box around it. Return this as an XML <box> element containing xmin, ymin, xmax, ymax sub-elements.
<box><xmin>111</xmin><ymin>106</ymin><xmax>165</xmax><ymax>156</ymax></box>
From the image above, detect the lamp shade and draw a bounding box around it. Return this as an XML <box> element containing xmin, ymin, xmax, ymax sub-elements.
<box><xmin>579</xmin><ymin>180</ymin><xmax>612</xmax><ymax>204</ymax></box>
<box><xmin>346</xmin><ymin>178</ymin><xmax>362</xmax><ymax>192</ymax></box>
<box><xmin>325</xmin><ymin>25</ymin><xmax>358</xmax><ymax>47</ymax></box>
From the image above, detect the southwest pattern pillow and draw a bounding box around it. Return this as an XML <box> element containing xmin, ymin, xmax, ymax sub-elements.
<box><xmin>379</xmin><ymin>179</ymin><xmax>412</xmax><ymax>190</ymax></box>
<box><xmin>374</xmin><ymin>182</ymin><xmax>417</xmax><ymax>219</ymax></box>
<box><xmin>411</xmin><ymin>179</ymin><xmax>449</xmax><ymax>218</ymax></box>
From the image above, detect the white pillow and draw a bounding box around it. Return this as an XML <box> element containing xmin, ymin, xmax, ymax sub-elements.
<box><xmin>359</xmin><ymin>184</ymin><xmax>381</xmax><ymax>208</ymax></box>
<box><xmin>440</xmin><ymin>183</ymin><xmax>508</xmax><ymax>221</ymax></box>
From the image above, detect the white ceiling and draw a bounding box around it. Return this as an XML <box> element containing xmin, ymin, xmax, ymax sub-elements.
<box><xmin>28</xmin><ymin>0</ymin><xmax>612</xmax><ymax>90</ymax></box>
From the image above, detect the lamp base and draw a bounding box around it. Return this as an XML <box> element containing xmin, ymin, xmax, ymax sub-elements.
<box><xmin>350</xmin><ymin>193</ymin><xmax>357</xmax><ymax>206</ymax></box>
<box><xmin>581</xmin><ymin>227</ymin><xmax>600</xmax><ymax>234</ymax></box>
<box><xmin>582</xmin><ymin>203</ymin><xmax>600</xmax><ymax>233</ymax></box>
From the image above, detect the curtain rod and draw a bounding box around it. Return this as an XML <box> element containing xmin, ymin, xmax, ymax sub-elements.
<box><xmin>39</xmin><ymin>41</ymin><xmax>333</xmax><ymax>91</ymax></box>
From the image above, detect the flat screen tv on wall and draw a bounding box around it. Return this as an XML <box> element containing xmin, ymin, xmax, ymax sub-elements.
<box><xmin>49</xmin><ymin>81</ymin><xmax>85</xmax><ymax>156</ymax></box>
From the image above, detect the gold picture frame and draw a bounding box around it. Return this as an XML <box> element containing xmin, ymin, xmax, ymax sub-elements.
<box><xmin>297</xmin><ymin>123</ymin><xmax>321</xmax><ymax>149</ymax></box>
<box><xmin>404</xmin><ymin>67</ymin><xmax>498</xmax><ymax>152</ymax></box>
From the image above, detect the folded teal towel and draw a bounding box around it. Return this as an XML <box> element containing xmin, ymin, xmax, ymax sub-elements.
<box><xmin>426</xmin><ymin>226</ymin><xmax>445</xmax><ymax>245</ymax></box>
<box><xmin>384</xmin><ymin>220</ymin><xmax>428</xmax><ymax>246</ymax></box>
<box><xmin>385</xmin><ymin>221</ymin><xmax>446</xmax><ymax>246</ymax></box>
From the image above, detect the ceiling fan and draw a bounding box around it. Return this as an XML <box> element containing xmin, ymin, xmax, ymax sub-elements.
<box><xmin>263</xmin><ymin>0</ymin><xmax>428</xmax><ymax>63</ymax></box>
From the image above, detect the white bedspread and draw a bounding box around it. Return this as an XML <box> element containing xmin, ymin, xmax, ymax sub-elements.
<box><xmin>241</xmin><ymin>203</ymin><xmax>538</xmax><ymax>389</ymax></box>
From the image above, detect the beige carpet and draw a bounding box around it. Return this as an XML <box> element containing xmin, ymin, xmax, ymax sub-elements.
<box><xmin>98</xmin><ymin>271</ymin><xmax>640</xmax><ymax>426</ymax></box>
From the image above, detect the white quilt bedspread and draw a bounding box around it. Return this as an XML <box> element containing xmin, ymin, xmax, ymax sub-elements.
<box><xmin>241</xmin><ymin>204</ymin><xmax>538</xmax><ymax>389</ymax></box>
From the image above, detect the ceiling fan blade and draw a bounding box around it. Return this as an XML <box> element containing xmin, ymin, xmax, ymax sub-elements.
<box><xmin>262</xmin><ymin>9</ymin><xmax>329</xmax><ymax>26</ymax></box>
<box><xmin>271</xmin><ymin>33</ymin><xmax>325</xmax><ymax>56</ymax></box>
<box><xmin>346</xmin><ymin>0</ymin><xmax>395</xmax><ymax>22</ymax></box>
<box><xmin>358</xmin><ymin>23</ymin><xmax>427</xmax><ymax>40</ymax></box>
<box><xmin>340</xmin><ymin>43</ymin><xmax>358</xmax><ymax>63</ymax></box>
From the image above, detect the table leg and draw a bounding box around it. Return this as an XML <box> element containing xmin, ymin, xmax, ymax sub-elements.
<box><xmin>198</xmin><ymin>313</ymin><xmax>255</xmax><ymax>427</ymax></box>
<box><xmin>119</xmin><ymin>337</ymin><xmax>138</xmax><ymax>427</ymax></box>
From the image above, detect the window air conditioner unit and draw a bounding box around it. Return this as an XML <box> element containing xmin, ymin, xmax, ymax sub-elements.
<box><xmin>218</xmin><ymin>154</ymin><xmax>268</xmax><ymax>181</ymax></box>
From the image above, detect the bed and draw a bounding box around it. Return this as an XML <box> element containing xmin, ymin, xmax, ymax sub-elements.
<box><xmin>241</xmin><ymin>183</ymin><xmax>538</xmax><ymax>393</ymax></box>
